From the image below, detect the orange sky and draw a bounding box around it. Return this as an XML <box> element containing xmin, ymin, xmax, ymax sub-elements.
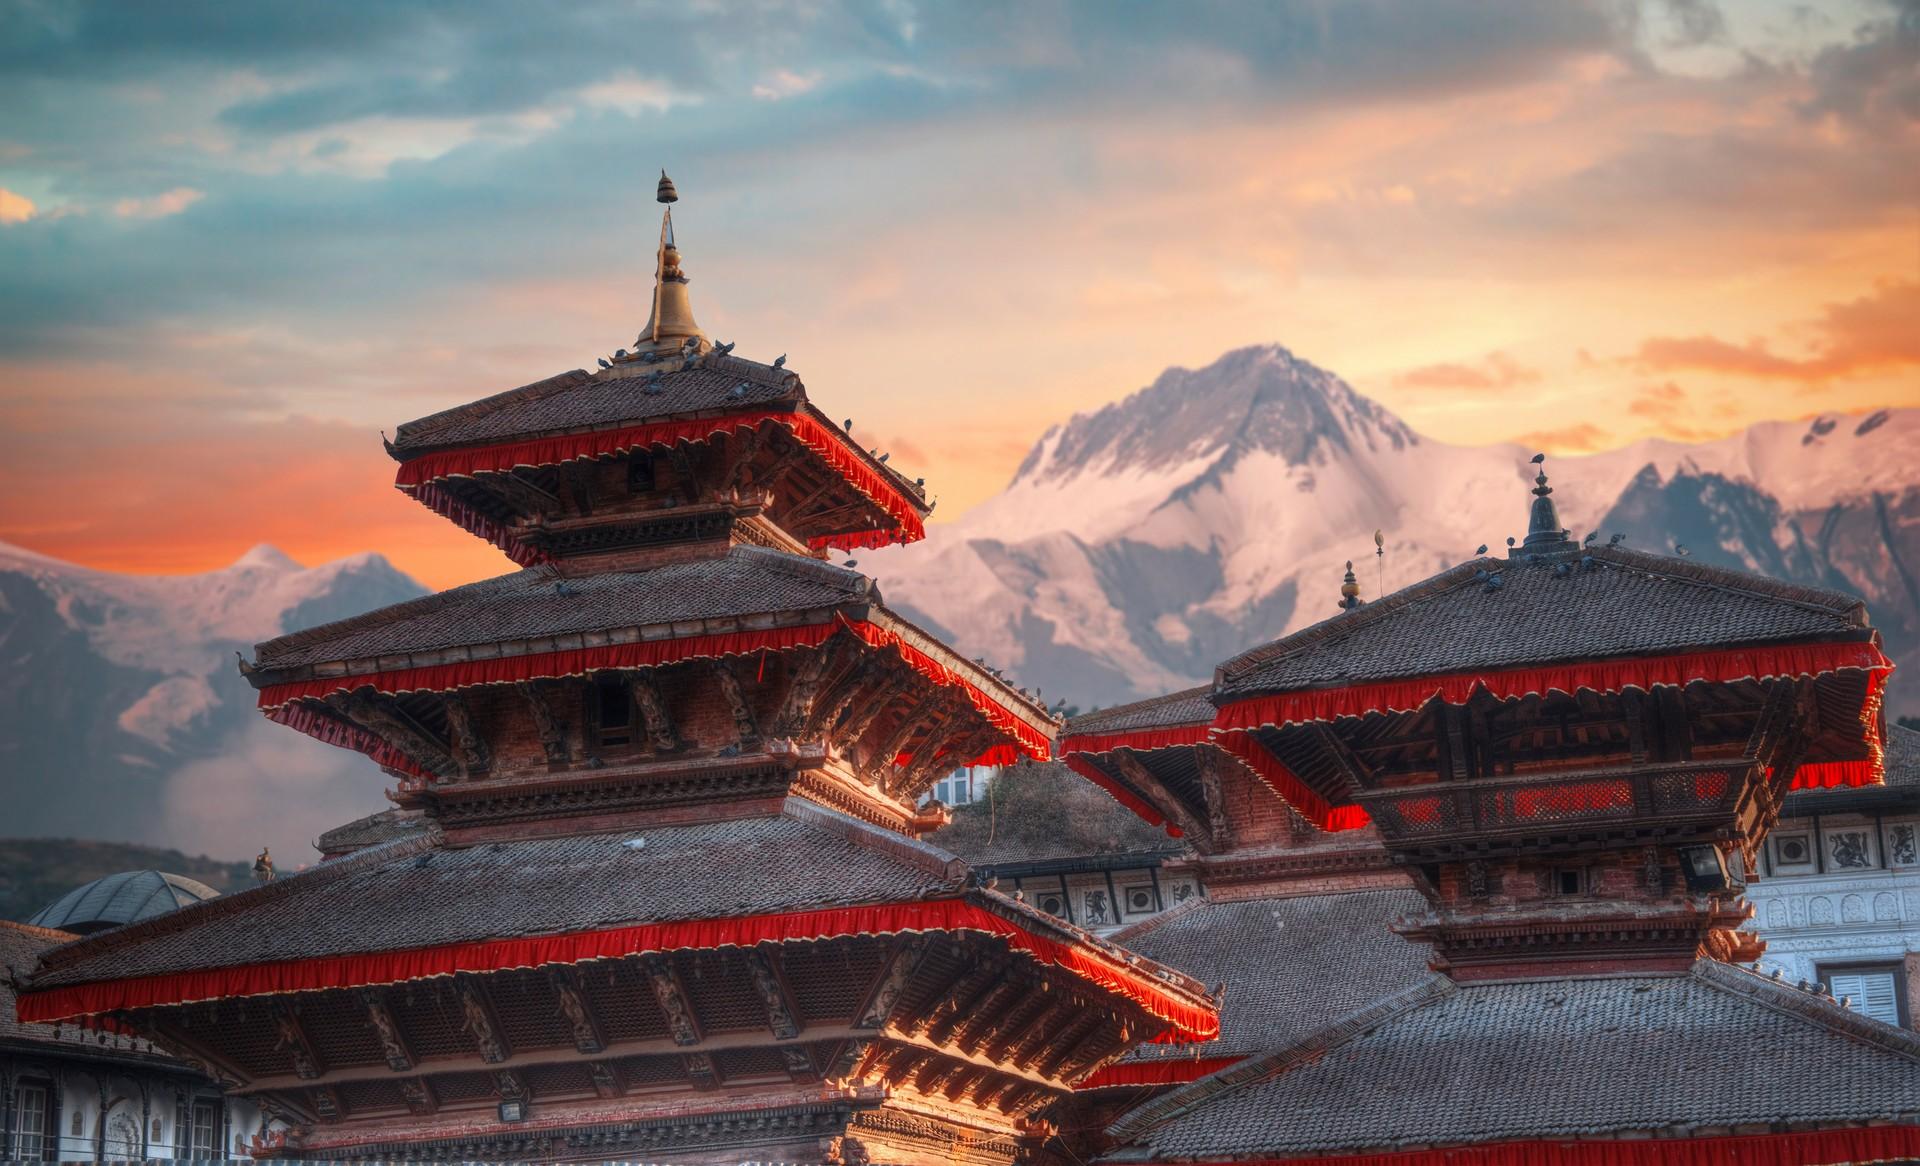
<box><xmin>2</xmin><ymin>1</ymin><xmax>1916</xmax><ymax>590</ymax></box>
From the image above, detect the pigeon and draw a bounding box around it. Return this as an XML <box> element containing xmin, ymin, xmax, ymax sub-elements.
<box><xmin>730</xmin><ymin>382</ymin><xmax>748</xmax><ymax>398</ymax></box>
<box><xmin>1675</xmin><ymin>543</ymin><xmax>1690</xmax><ymax>557</ymax></box>
<box><xmin>644</xmin><ymin>371</ymin><xmax>663</xmax><ymax>393</ymax></box>
<box><xmin>1475</xmin><ymin>544</ymin><xmax>1488</xmax><ymax>556</ymax></box>
<box><xmin>843</xmin><ymin>559</ymin><xmax>857</xmax><ymax>569</ymax></box>
<box><xmin>554</xmin><ymin>581</ymin><xmax>580</xmax><ymax>597</ymax></box>
<box><xmin>877</xmin><ymin>452</ymin><xmax>890</xmax><ymax>463</ymax></box>
<box><xmin>597</xmin><ymin>357</ymin><xmax>611</xmax><ymax>369</ymax></box>
<box><xmin>682</xmin><ymin>336</ymin><xmax>699</xmax><ymax>353</ymax></box>
<box><xmin>713</xmin><ymin>340</ymin><xmax>736</xmax><ymax>356</ymax></box>
<box><xmin>1608</xmin><ymin>532</ymin><xmax>1625</xmax><ymax>546</ymax></box>
<box><xmin>772</xmin><ymin>354</ymin><xmax>787</xmax><ymax>369</ymax></box>
<box><xmin>915</xmin><ymin>477</ymin><xmax>925</xmax><ymax>486</ymax></box>
<box><xmin>843</xmin><ymin>419</ymin><xmax>854</xmax><ymax>432</ymax></box>
<box><xmin>1584</xmin><ymin>531</ymin><xmax>1598</xmax><ymax>545</ymax></box>
<box><xmin>614</xmin><ymin>348</ymin><xmax>627</xmax><ymax>360</ymax></box>
<box><xmin>1484</xmin><ymin>573</ymin><xmax>1505</xmax><ymax>592</ymax></box>
<box><xmin>1580</xmin><ymin>554</ymin><xmax>1596</xmax><ymax>571</ymax></box>
<box><xmin>1474</xmin><ymin>569</ymin><xmax>1490</xmax><ymax>582</ymax></box>
<box><xmin>680</xmin><ymin>355</ymin><xmax>698</xmax><ymax>371</ymax></box>
<box><xmin>1553</xmin><ymin>562</ymin><xmax>1571</xmax><ymax>578</ymax></box>
<box><xmin>1530</xmin><ymin>452</ymin><xmax>1546</xmax><ymax>464</ymax></box>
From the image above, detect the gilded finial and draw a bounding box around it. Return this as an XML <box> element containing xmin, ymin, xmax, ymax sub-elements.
<box><xmin>657</xmin><ymin>170</ymin><xmax>678</xmax><ymax>204</ymax></box>
<box><xmin>1338</xmin><ymin>560</ymin><xmax>1364</xmax><ymax>610</ymax></box>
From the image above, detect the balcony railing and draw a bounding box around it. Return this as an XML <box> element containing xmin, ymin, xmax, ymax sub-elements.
<box><xmin>1355</xmin><ymin>758</ymin><xmax>1752</xmax><ymax>843</ymax></box>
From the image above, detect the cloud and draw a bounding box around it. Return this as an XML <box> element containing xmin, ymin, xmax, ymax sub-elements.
<box><xmin>162</xmin><ymin>718</ymin><xmax>390</xmax><ymax>863</ymax></box>
<box><xmin>1632</xmin><ymin>280</ymin><xmax>1920</xmax><ymax>382</ymax></box>
<box><xmin>1507</xmin><ymin>421</ymin><xmax>1612</xmax><ymax>452</ymax></box>
<box><xmin>0</xmin><ymin>186</ymin><xmax>32</xmax><ymax>223</ymax></box>
<box><xmin>753</xmin><ymin>70</ymin><xmax>823</xmax><ymax>101</ymax></box>
<box><xmin>113</xmin><ymin>186</ymin><xmax>204</xmax><ymax>219</ymax></box>
<box><xmin>1801</xmin><ymin>0</ymin><xmax>1920</xmax><ymax>128</ymax></box>
<box><xmin>1395</xmin><ymin>351</ymin><xmax>1541</xmax><ymax>391</ymax></box>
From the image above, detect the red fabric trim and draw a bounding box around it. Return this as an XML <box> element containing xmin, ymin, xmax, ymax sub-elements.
<box><xmin>840</xmin><ymin>617</ymin><xmax>1052</xmax><ymax>763</ymax></box>
<box><xmin>1212</xmin><ymin>730</ymin><xmax>1373</xmax><ymax>834</ymax></box>
<box><xmin>409</xmin><ymin>481</ymin><xmax>550</xmax><ymax>567</ymax></box>
<box><xmin>1793</xmin><ymin>759</ymin><xmax>1882</xmax><ymax>790</ymax></box>
<box><xmin>1059</xmin><ymin>724</ymin><xmax>1213</xmax><ymax>755</ymax></box>
<box><xmin>264</xmin><ymin>702</ymin><xmax>438</xmax><ymax>783</ymax></box>
<box><xmin>1231</xmin><ymin>1126</ymin><xmax>1920</xmax><ymax>1166</ymax></box>
<box><xmin>1214</xmin><ymin>642</ymin><xmax>1892</xmax><ymax>736</ymax></box>
<box><xmin>256</xmin><ymin>623</ymin><xmax>840</xmax><ymax>709</ymax></box>
<box><xmin>258</xmin><ymin>621</ymin><xmax>1048</xmax><ymax>771</ymax></box>
<box><xmin>393</xmin><ymin>410</ymin><xmax>926</xmax><ymax>554</ymax></box>
<box><xmin>1076</xmin><ymin>1056</ymin><xmax>1242</xmax><ymax>1090</ymax></box>
<box><xmin>16</xmin><ymin>899</ymin><xmax>1218</xmax><ymax>1041</ymax></box>
<box><xmin>1063</xmin><ymin>756</ymin><xmax>1180</xmax><ymax>836</ymax></box>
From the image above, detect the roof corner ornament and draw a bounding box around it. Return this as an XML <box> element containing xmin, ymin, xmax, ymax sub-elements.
<box><xmin>1339</xmin><ymin>560</ymin><xmax>1364</xmax><ymax>611</ymax></box>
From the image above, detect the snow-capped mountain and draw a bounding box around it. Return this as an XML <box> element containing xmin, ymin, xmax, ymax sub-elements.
<box><xmin>0</xmin><ymin>542</ymin><xmax>425</xmax><ymax>862</ymax></box>
<box><xmin>869</xmin><ymin>345</ymin><xmax>1920</xmax><ymax>715</ymax></box>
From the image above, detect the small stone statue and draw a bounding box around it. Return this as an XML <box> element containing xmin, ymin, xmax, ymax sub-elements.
<box><xmin>252</xmin><ymin>847</ymin><xmax>275</xmax><ymax>884</ymax></box>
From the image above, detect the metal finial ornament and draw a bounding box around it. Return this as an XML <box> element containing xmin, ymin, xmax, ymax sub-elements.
<box><xmin>656</xmin><ymin>170</ymin><xmax>679</xmax><ymax>204</ymax></box>
<box><xmin>1373</xmin><ymin>529</ymin><xmax>1385</xmax><ymax>598</ymax></box>
<box><xmin>1339</xmin><ymin>560</ymin><xmax>1363</xmax><ymax>610</ymax></box>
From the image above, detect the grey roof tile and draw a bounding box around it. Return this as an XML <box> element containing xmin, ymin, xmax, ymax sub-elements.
<box><xmin>1113</xmin><ymin>889</ymin><xmax>1431</xmax><ymax>1062</ymax></box>
<box><xmin>29</xmin><ymin>805</ymin><xmax>965</xmax><ymax>990</ymax></box>
<box><xmin>1115</xmin><ymin>961</ymin><xmax>1920</xmax><ymax>1157</ymax></box>
<box><xmin>1066</xmin><ymin>687</ymin><xmax>1215</xmax><ymax>739</ymax></box>
<box><xmin>253</xmin><ymin>546</ymin><xmax>870</xmax><ymax>672</ymax></box>
<box><xmin>1218</xmin><ymin>547</ymin><xmax>1870</xmax><ymax>698</ymax></box>
<box><xmin>388</xmin><ymin>357</ymin><xmax>800</xmax><ymax>453</ymax></box>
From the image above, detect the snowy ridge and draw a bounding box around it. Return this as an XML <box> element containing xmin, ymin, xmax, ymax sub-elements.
<box><xmin>869</xmin><ymin>345</ymin><xmax>1920</xmax><ymax>712</ymax></box>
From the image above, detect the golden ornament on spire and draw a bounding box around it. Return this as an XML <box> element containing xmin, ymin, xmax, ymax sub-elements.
<box><xmin>624</xmin><ymin>170</ymin><xmax>706</xmax><ymax>363</ymax></box>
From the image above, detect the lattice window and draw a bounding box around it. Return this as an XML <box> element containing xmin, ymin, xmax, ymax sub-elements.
<box><xmin>428</xmin><ymin>1071</ymin><xmax>496</xmax><ymax>1104</ymax></box>
<box><xmin>620</xmin><ymin>1053</ymin><xmax>686</xmax><ymax>1089</ymax></box>
<box><xmin>489</xmin><ymin>970</ymin><xmax>574</xmax><ymax>1052</ymax></box>
<box><xmin>583</xmin><ymin>960</ymin><xmax>669</xmax><ymax>1042</ymax></box>
<box><xmin>336</xmin><ymin>1080</ymin><xmax>404</xmax><ymax>1115</ymax></box>
<box><xmin>301</xmin><ymin>992</ymin><xmax>388</xmax><ymax>1071</ymax></box>
<box><xmin>680</xmin><ymin>952</ymin><xmax>770</xmax><ymax>1034</ymax></box>
<box><xmin>523</xmin><ymin>1062</ymin><xmax>595</xmax><ymax>1099</ymax></box>
<box><xmin>713</xmin><ymin>1045</ymin><xmax>788</xmax><ymax>1081</ymax></box>
<box><xmin>390</xmin><ymin>984</ymin><xmax>472</xmax><ymax>1059</ymax></box>
<box><xmin>783</xmin><ymin>942</ymin><xmax>885</xmax><ymax>1023</ymax></box>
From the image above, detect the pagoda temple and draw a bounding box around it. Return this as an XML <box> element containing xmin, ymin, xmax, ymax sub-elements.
<box><xmin>1067</xmin><ymin>461</ymin><xmax>1920</xmax><ymax>1164</ymax></box>
<box><xmin>14</xmin><ymin>176</ymin><xmax>1218</xmax><ymax>1165</ymax></box>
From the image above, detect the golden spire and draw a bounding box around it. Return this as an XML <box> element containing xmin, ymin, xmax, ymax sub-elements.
<box><xmin>628</xmin><ymin>170</ymin><xmax>707</xmax><ymax>363</ymax></box>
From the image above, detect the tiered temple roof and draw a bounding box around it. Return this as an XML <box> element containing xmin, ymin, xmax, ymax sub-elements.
<box><xmin>17</xmin><ymin>176</ymin><xmax>1219</xmax><ymax>1166</ymax></box>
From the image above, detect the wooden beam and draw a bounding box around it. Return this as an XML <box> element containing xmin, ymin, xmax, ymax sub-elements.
<box><xmin>745</xmin><ymin>946</ymin><xmax>802</xmax><ymax>1040</ymax></box>
<box><xmin>645</xmin><ymin>955</ymin><xmax>703</xmax><ymax>1046</ymax></box>
<box><xmin>481</xmin><ymin>469</ymin><xmax>562</xmax><ymax>515</ymax></box>
<box><xmin>1108</xmin><ymin>749</ymin><xmax>1211</xmax><ymax>847</ymax></box>
<box><xmin>711</xmin><ymin>659</ymin><xmax>760</xmax><ymax>744</ymax></box>
<box><xmin>548</xmin><ymin>967</ymin><xmax>606</xmax><ymax>1054</ymax></box>
<box><xmin>324</xmin><ymin>691</ymin><xmax>457</xmax><ymax>779</ymax></box>
<box><xmin>837</xmin><ymin>669</ymin><xmax>915</xmax><ymax>744</ymax></box>
<box><xmin>629</xmin><ymin>668</ymin><xmax>679</xmax><ymax>752</ymax></box>
<box><xmin>516</xmin><ymin>682</ymin><xmax>571</xmax><ymax>770</ymax></box>
<box><xmin>457</xmin><ymin>979</ymin><xmax>512</xmax><ymax>1064</ymax></box>
<box><xmin>854</xmin><ymin>938</ymin><xmax>927</xmax><ymax>1030</ymax></box>
<box><xmin>398</xmin><ymin>1078</ymin><xmax>436</xmax><ymax>1116</ymax></box>
<box><xmin>270</xmin><ymin>1001</ymin><xmax>324</xmax><ymax>1080</ymax></box>
<box><xmin>440</xmin><ymin>693</ymin><xmax>490</xmax><ymax>780</ymax></box>
<box><xmin>928</xmin><ymin>970</ymin><xmax>1012</xmax><ymax>1046</ymax></box>
<box><xmin>720</xmin><ymin>424</ymin><xmax>764</xmax><ymax>493</ymax></box>
<box><xmin>1193</xmin><ymin>747</ymin><xmax>1236</xmax><ymax>851</ymax></box>
<box><xmin>901</xmin><ymin>962</ymin><xmax>995</xmax><ymax>1041</ymax></box>
<box><xmin>360</xmin><ymin>989</ymin><xmax>414</xmax><ymax>1072</ymax></box>
<box><xmin>588</xmin><ymin>1061</ymin><xmax>623</xmax><ymax>1099</ymax></box>
<box><xmin>981</xmin><ymin>989</ymin><xmax>1055</xmax><ymax>1064</ymax></box>
<box><xmin>775</xmin><ymin>638</ymin><xmax>848</xmax><ymax>735</ymax></box>
<box><xmin>953</xmin><ymin>977</ymin><xmax>1025</xmax><ymax>1056</ymax></box>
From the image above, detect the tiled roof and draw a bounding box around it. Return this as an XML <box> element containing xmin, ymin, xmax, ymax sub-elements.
<box><xmin>253</xmin><ymin>546</ymin><xmax>870</xmax><ymax>672</ymax></box>
<box><xmin>1066</xmin><ymin>687</ymin><xmax>1215</xmax><ymax>739</ymax></box>
<box><xmin>1112</xmin><ymin>889</ymin><xmax>1431</xmax><ymax>1063</ymax></box>
<box><xmin>0</xmin><ymin>920</ymin><xmax>77</xmax><ymax>1045</ymax></box>
<box><xmin>388</xmin><ymin>356</ymin><xmax>800</xmax><ymax>454</ymax></box>
<box><xmin>1111</xmin><ymin>960</ymin><xmax>1920</xmax><ymax>1158</ymax></box>
<box><xmin>1218</xmin><ymin>547</ymin><xmax>1870</xmax><ymax>698</ymax></box>
<box><xmin>1884</xmin><ymin>723</ymin><xmax>1920</xmax><ymax>788</ymax></box>
<box><xmin>314</xmin><ymin>808</ymin><xmax>430</xmax><ymax>857</ymax></box>
<box><xmin>29</xmin><ymin>803</ymin><xmax>965</xmax><ymax>989</ymax></box>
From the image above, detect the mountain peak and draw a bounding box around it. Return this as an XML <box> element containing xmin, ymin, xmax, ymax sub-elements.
<box><xmin>231</xmin><ymin>544</ymin><xmax>302</xmax><ymax>572</ymax></box>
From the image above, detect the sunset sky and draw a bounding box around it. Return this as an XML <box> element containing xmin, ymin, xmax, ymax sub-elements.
<box><xmin>1</xmin><ymin>0</ymin><xmax>1915</xmax><ymax>590</ymax></box>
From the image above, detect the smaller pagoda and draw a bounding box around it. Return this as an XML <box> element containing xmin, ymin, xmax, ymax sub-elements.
<box><xmin>1088</xmin><ymin>458</ymin><xmax>1919</xmax><ymax>1165</ymax></box>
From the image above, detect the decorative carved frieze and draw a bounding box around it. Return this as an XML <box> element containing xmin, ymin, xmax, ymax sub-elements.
<box><xmin>441</xmin><ymin>693</ymin><xmax>490</xmax><ymax>779</ymax></box>
<box><xmin>550</xmin><ymin>968</ymin><xmax>605</xmax><ymax>1053</ymax></box>
<box><xmin>270</xmin><ymin>1002</ymin><xmax>323</xmax><ymax>1080</ymax></box>
<box><xmin>398</xmin><ymin>1077</ymin><xmax>436</xmax><ymax>1115</ymax></box>
<box><xmin>630</xmin><ymin>668</ymin><xmax>679</xmax><ymax>752</ymax></box>
<box><xmin>682</xmin><ymin>1051</ymin><xmax>718</xmax><ymax>1090</ymax></box>
<box><xmin>712</xmin><ymin>659</ymin><xmax>760</xmax><ymax>743</ymax></box>
<box><xmin>856</xmin><ymin>938</ymin><xmax>926</xmax><ymax>1029</ymax></box>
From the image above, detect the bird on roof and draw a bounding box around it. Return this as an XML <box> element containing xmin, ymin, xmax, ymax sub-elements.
<box><xmin>1474</xmin><ymin>568</ymin><xmax>1490</xmax><ymax>582</ymax></box>
<box><xmin>597</xmin><ymin>357</ymin><xmax>611</xmax><ymax>369</ymax></box>
<box><xmin>1584</xmin><ymin>530</ymin><xmax>1598</xmax><ymax>545</ymax></box>
<box><xmin>877</xmin><ymin>452</ymin><xmax>890</xmax><ymax>463</ymax></box>
<box><xmin>843</xmin><ymin>418</ymin><xmax>853</xmax><ymax>431</ymax></box>
<box><xmin>614</xmin><ymin>348</ymin><xmax>627</xmax><ymax>360</ymax></box>
<box><xmin>1675</xmin><ymin>542</ymin><xmax>1691</xmax><ymax>556</ymax></box>
<box><xmin>1475</xmin><ymin>544</ymin><xmax>1488</xmax><ymax>556</ymax></box>
<box><xmin>680</xmin><ymin>354</ymin><xmax>699</xmax><ymax>371</ymax></box>
<box><xmin>730</xmin><ymin>382</ymin><xmax>748</xmax><ymax>397</ymax></box>
<box><xmin>1484</xmin><ymin>573</ymin><xmax>1505</xmax><ymax>592</ymax></box>
<box><xmin>1523</xmin><ymin>553</ymin><xmax>1540</xmax><ymax>565</ymax></box>
<box><xmin>1581</xmin><ymin>554</ymin><xmax>1597</xmax><ymax>571</ymax></box>
<box><xmin>1608</xmin><ymin>532</ymin><xmax>1625</xmax><ymax>546</ymax></box>
<box><xmin>1530</xmin><ymin>452</ymin><xmax>1546</xmax><ymax>464</ymax></box>
<box><xmin>843</xmin><ymin>559</ymin><xmax>857</xmax><ymax>569</ymax></box>
<box><xmin>1506</xmin><ymin>536</ymin><xmax>1516</xmax><ymax>548</ymax></box>
<box><xmin>1553</xmin><ymin>562</ymin><xmax>1571</xmax><ymax>577</ymax></box>
<box><xmin>713</xmin><ymin>340</ymin><xmax>736</xmax><ymax>355</ymax></box>
<box><xmin>772</xmin><ymin>354</ymin><xmax>787</xmax><ymax>369</ymax></box>
<box><xmin>554</xmin><ymin>581</ymin><xmax>579</xmax><ymax>597</ymax></box>
<box><xmin>681</xmin><ymin>335</ymin><xmax>699</xmax><ymax>353</ymax></box>
<box><xmin>644</xmin><ymin>370</ymin><xmax>663</xmax><ymax>393</ymax></box>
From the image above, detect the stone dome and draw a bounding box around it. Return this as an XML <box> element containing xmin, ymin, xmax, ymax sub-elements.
<box><xmin>27</xmin><ymin>870</ymin><xmax>219</xmax><ymax>935</ymax></box>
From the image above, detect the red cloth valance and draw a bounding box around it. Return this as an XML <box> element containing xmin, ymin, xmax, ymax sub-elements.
<box><xmin>16</xmin><ymin>898</ymin><xmax>1218</xmax><ymax>1042</ymax></box>
<box><xmin>257</xmin><ymin>620</ymin><xmax>1050</xmax><ymax>768</ymax></box>
<box><xmin>1076</xmin><ymin>1055</ymin><xmax>1243</xmax><ymax>1090</ymax></box>
<box><xmin>394</xmin><ymin>409</ymin><xmax>927</xmax><ymax>555</ymax></box>
<box><xmin>1063</xmin><ymin>756</ymin><xmax>1182</xmax><ymax>837</ymax></box>
<box><xmin>1213</xmin><ymin>642</ymin><xmax>1891</xmax><ymax>735</ymax></box>
<box><xmin>1059</xmin><ymin>724</ymin><xmax>1214</xmax><ymax>756</ymax></box>
<box><xmin>1212</xmin><ymin>729</ymin><xmax>1374</xmax><ymax>833</ymax></box>
<box><xmin>1229</xmin><ymin>1126</ymin><xmax>1920</xmax><ymax>1166</ymax></box>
